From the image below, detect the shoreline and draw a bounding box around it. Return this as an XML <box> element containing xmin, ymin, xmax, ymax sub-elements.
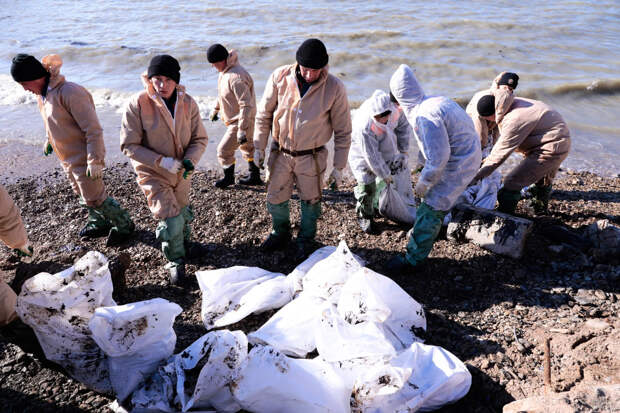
<box><xmin>0</xmin><ymin>166</ymin><xmax>618</xmax><ymax>412</ymax></box>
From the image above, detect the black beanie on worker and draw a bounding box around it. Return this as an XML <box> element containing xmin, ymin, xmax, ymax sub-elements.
<box><xmin>147</xmin><ymin>55</ymin><xmax>180</xmax><ymax>84</ymax></box>
<box><xmin>498</xmin><ymin>72</ymin><xmax>519</xmax><ymax>89</ymax></box>
<box><xmin>296</xmin><ymin>38</ymin><xmax>329</xmax><ymax>69</ymax></box>
<box><xmin>477</xmin><ymin>95</ymin><xmax>496</xmax><ymax>117</ymax></box>
<box><xmin>11</xmin><ymin>54</ymin><xmax>48</xmax><ymax>82</ymax></box>
<box><xmin>207</xmin><ymin>44</ymin><xmax>229</xmax><ymax>63</ymax></box>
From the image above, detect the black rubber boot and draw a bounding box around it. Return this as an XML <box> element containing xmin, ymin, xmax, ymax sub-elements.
<box><xmin>238</xmin><ymin>161</ymin><xmax>263</xmax><ymax>185</ymax></box>
<box><xmin>215</xmin><ymin>165</ymin><xmax>235</xmax><ymax>188</ymax></box>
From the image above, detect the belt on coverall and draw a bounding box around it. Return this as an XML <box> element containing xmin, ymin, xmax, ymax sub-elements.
<box><xmin>271</xmin><ymin>141</ymin><xmax>325</xmax><ymax>200</ymax></box>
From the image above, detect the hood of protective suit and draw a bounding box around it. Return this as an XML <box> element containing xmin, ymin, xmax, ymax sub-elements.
<box><xmin>223</xmin><ymin>49</ymin><xmax>239</xmax><ymax>72</ymax></box>
<box><xmin>389</xmin><ymin>64</ymin><xmax>425</xmax><ymax>109</ymax></box>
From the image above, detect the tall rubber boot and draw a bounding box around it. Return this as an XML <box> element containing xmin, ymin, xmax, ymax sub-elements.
<box><xmin>529</xmin><ymin>183</ymin><xmax>552</xmax><ymax>215</ymax></box>
<box><xmin>354</xmin><ymin>182</ymin><xmax>376</xmax><ymax>233</ymax></box>
<box><xmin>238</xmin><ymin>161</ymin><xmax>263</xmax><ymax>186</ymax></box>
<box><xmin>215</xmin><ymin>164</ymin><xmax>235</xmax><ymax>188</ymax></box>
<box><xmin>156</xmin><ymin>213</ymin><xmax>186</xmax><ymax>285</ymax></box>
<box><xmin>497</xmin><ymin>187</ymin><xmax>522</xmax><ymax>215</ymax></box>
<box><xmin>296</xmin><ymin>200</ymin><xmax>321</xmax><ymax>261</ymax></box>
<box><xmin>181</xmin><ymin>205</ymin><xmax>202</xmax><ymax>258</ymax></box>
<box><xmin>261</xmin><ymin>201</ymin><xmax>291</xmax><ymax>251</ymax></box>
<box><xmin>98</xmin><ymin>197</ymin><xmax>135</xmax><ymax>246</ymax></box>
<box><xmin>79</xmin><ymin>203</ymin><xmax>111</xmax><ymax>238</ymax></box>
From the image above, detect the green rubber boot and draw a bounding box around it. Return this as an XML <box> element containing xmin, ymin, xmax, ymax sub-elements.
<box><xmin>354</xmin><ymin>182</ymin><xmax>377</xmax><ymax>233</ymax></box>
<box><xmin>497</xmin><ymin>187</ymin><xmax>522</xmax><ymax>215</ymax></box>
<box><xmin>529</xmin><ymin>183</ymin><xmax>552</xmax><ymax>215</ymax></box>
<box><xmin>79</xmin><ymin>203</ymin><xmax>111</xmax><ymax>238</ymax></box>
<box><xmin>261</xmin><ymin>201</ymin><xmax>291</xmax><ymax>251</ymax></box>
<box><xmin>404</xmin><ymin>202</ymin><xmax>446</xmax><ymax>266</ymax></box>
<box><xmin>181</xmin><ymin>205</ymin><xmax>195</xmax><ymax>243</ymax></box>
<box><xmin>156</xmin><ymin>213</ymin><xmax>186</xmax><ymax>285</ymax></box>
<box><xmin>99</xmin><ymin>197</ymin><xmax>135</xmax><ymax>245</ymax></box>
<box><xmin>296</xmin><ymin>200</ymin><xmax>322</xmax><ymax>261</ymax></box>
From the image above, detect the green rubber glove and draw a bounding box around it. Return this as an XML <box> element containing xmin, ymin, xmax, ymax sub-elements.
<box><xmin>182</xmin><ymin>159</ymin><xmax>195</xmax><ymax>179</ymax></box>
<box><xmin>43</xmin><ymin>141</ymin><xmax>53</xmax><ymax>156</ymax></box>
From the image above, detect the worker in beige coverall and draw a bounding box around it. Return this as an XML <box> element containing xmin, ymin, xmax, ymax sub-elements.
<box><xmin>207</xmin><ymin>44</ymin><xmax>262</xmax><ymax>188</ymax></box>
<box><xmin>121</xmin><ymin>55</ymin><xmax>208</xmax><ymax>284</ymax></box>
<box><xmin>473</xmin><ymin>95</ymin><xmax>571</xmax><ymax>215</ymax></box>
<box><xmin>466</xmin><ymin>72</ymin><xmax>519</xmax><ymax>150</ymax></box>
<box><xmin>253</xmin><ymin>38</ymin><xmax>352</xmax><ymax>260</ymax></box>
<box><xmin>10</xmin><ymin>54</ymin><xmax>134</xmax><ymax>246</ymax></box>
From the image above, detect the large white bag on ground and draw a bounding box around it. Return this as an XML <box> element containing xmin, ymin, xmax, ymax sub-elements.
<box><xmin>248</xmin><ymin>293</ymin><xmax>325</xmax><ymax>357</ymax></box>
<box><xmin>350</xmin><ymin>342</ymin><xmax>472</xmax><ymax>412</ymax></box>
<box><xmin>232</xmin><ymin>345</ymin><xmax>350</xmax><ymax>413</ymax></box>
<box><xmin>286</xmin><ymin>246</ymin><xmax>336</xmax><ymax>294</ymax></box>
<box><xmin>338</xmin><ymin>267</ymin><xmax>427</xmax><ymax>349</ymax></box>
<box><xmin>16</xmin><ymin>251</ymin><xmax>114</xmax><ymax>393</ymax></box>
<box><xmin>302</xmin><ymin>240</ymin><xmax>365</xmax><ymax>302</ymax></box>
<box><xmin>315</xmin><ymin>304</ymin><xmax>397</xmax><ymax>362</ymax></box>
<box><xmin>131</xmin><ymin>357</ymin><xmax>177</xmax><ymax>412</ymax></box>
<box><xmin>378</xmin><ymin>169</ymin><xmax>417</xmax><ymax>225</ymax></box>
<box><xmin>196</xmin><ymin>266</ymin><xmax>292</xmax><ymax>329</ymax></box>
<box><xmin>89</xmin><ymin>298</ymin><xmax>182</xmax><ymax>401</ymax></box>
<box><xmin>175</xmin><ymin>330</ymin><xmax>248</xmax><ymax>412</ymax></box>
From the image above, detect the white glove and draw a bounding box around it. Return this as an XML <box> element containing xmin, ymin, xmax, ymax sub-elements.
<box><xmin>159</xmin><ymin>157</ymin><xmax>182</xmax><ymax>174</ymax></box>
<box><xmin>326</xmin><ymin>168</ymin><xmax>343</xmax><ymax>190</ymax></box>
<box><xmin>253</xmin><ymin>149</ymin><xmax>265</xmax><ymax>169</ymax></box>
<box><xmin>86</xmin><ymin>163</ymin><xmax>104</xmax><ymax>180</ymax></box>
<box><xmin>237</xmin><ymin>130</ymin><xmax>247</xmax><ymax>145</ymax></box>
<box><xmin>414</xmin><ymin>180</ymin><xmax>430</xmax><ymax>198</ymax></box>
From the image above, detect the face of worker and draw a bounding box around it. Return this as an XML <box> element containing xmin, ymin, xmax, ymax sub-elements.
<box><xmin>299</xmin><ymin>65</ymin><xmax>322</xmax><ymax>83</ymax></box>
<box><xmin>150</xmin><ymin>75</ymin><xmax>177</xmax><ymax>99</ymax></box>
<box><xmin>498</xmin><ymin>84</ymin><xmax>514</xmax><ymax>92</ymax></box>
<box><xmin>18</xmin><ymin>77</ymin><xmax>47</xmax><ymax>96</ymax></box>
<box><xmin>482</xmin><ymin>114</ymin><xmax>496</xmax><ymax>122</ymax></box>
<box><xmin>374</xmin><ymin>113</ymin><xmax>390</xmax><ymax>124</ymax></box>
<box><xmin>212</xmin><ymin>60</ymin><xmax>227</xmax><ymax>72</ymax></box>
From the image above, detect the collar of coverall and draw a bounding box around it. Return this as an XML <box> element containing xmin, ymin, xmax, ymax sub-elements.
<box><xmin>222</xmin><ymin>49</ymin><xmax>239</xmax><ymax>73</ymax></box>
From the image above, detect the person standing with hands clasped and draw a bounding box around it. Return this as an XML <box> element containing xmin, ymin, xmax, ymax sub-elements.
<box><xmin>253</xmin><ymin>38</ymin><xmax>352</xmax><ymax>261</ymax></box>
<box><xmin>120</xmin><ymin>55</ymin><xmax>208</xmax><ymax>285</ymax></box>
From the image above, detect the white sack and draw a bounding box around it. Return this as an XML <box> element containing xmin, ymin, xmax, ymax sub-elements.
<box><xmin>351</xmin><ymin>342</ymin><xmax>472</xmax><ymax>412</ymax></box>
<box><xmin>16</xmin><ymin>251</ymin><xmax>115</xmax><ymax>393</ymax></box>
<box><xmin>248</xmin><ymin>293</ymin><xmax>325</xmax><ymax>357</ymax></box>
<box><xmin>232</xmin><ymin>345</ymin><xmax>350</xmax><ymax>413</ymax></box>
<box><xmin>287</xmin><ymin>246</ymin><xmax>337</xmax><ymax>294</ymax></box>
<box><xmin>89</xmin><ymin>298</ymin><xmax>182</xmax><ymax>401</ymax></box>
<box><xmin>131</xmin><ymin>357</ymin><xmax>177</xmax><ymax>412</ymax></box>
<box><xmin>196</xmin><ymin>266</ymin><xmax>292</xmax><ymax>329</ymax></box>
<box><xmin>378</xmin><ymin>169</ymin><xmax>417</xmax><ymax>225</ymax></box>
<box><xmin>338</xmin><ymin>267</ymin><xmax>426</xmax><ymax>349</ymax></box>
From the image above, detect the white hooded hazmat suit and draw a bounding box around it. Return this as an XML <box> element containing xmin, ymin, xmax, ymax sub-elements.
<box><xmin>388</xmin><ymin>64</ymin><xmax>481</xmax><ymax>267</ymax></box>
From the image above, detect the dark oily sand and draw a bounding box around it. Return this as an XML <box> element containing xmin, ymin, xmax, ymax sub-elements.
<box><xmin>0</xmin><ymin>163</ymin><xmax>618</xmax><ymax>412</ymax></box>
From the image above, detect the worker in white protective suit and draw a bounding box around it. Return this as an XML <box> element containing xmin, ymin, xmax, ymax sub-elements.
<box><xmin>385</xmin><ymin>64</ymin><xmax>481</xmax><ymax>273</ymax></box>
<box><xmin>348</xmin><ymin>89</ymin><xmax>414</xmax><ymax>233</ymax></box>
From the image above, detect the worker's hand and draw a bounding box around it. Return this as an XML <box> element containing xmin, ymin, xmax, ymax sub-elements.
<box><xmin>86</xmin><ymin>163</ymin><xmax>104</xmax><ymax>180</ymax></box>
<box><xmin>209</xmin><ymin>110</ymin><xmax>219</xmax><ymax>122</ymax></box>
<box><xmin>253</xmin><ymin>149</ymin><xmax>265</xmax><ymax>169</ymax></box>
<box><xmin>414</xmin><ymin>180</ymin><xmax>430</xmax><ymax>198</ymax></box>
<box><xmin>236</xmin><ymin>130</ymin><xmax>247</xmax><ymax>145</ymax></box>
<box><xmin>159</xmin><ymin>157</ymin><xmax>182</xmax><ymax>174</ymax></box>
<box><xmin>326</xmin><ymin>168</ymin><xmax>343</xmax><ymax>190</ymax></box>
<box><xmin>43</xmin><ymin>141</ymin><xmax>53</xmax><ymax>156</ymax></box>
<box><xmin>13</xmin><ymin>243</ymin><xmax>33</xmax><ymax>258</ymax></box>
<box><xmin>182</xmin><ymin>159</ymin><xmax>195</xmax><ymax>179</ymax></box>
<box><xmin>384</xmin><ymin>176</ymin><xmax>394</xmax><ymax>185</ymax></box>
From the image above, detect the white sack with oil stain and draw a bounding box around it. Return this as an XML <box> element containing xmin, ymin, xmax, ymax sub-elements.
<box><xmin>89</xmin><ymin>298</ymin><xmax>182</xmax><ymax>401</ymax></box>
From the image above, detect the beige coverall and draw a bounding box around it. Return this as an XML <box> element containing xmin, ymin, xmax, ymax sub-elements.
<box><xmin>120</xmin><ymin>78</ymin><xmax>208</xmax><ymax>220</ymax></box>
<box><xmin>254</xmin><ymin>64</ymin><xmax>352</xmax><ymax>204</ymax></box>
<box><xmin>466</xmin><ymin>87</ymin><xmax>514</xmax><ymax>149</ymax></box>
<box><xmin>214</xmin><ymin>50</ymin><xmax>256</xmax><ymax>167</ymax></box>
<box><xmin>38</xmin><ymin>74</ymin><xmax>107</xmax><ymax>207</ymax></box>
<box><xmin>476</xmin><ymin>97</ymin><xmax>571</xmax><ymax>190</ymax></box>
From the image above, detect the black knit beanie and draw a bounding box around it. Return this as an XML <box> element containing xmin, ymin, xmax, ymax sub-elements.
<box><xmin>497</xmin><ymin>72</ymin><xmax>519</xmax><ymax>89</ymax></box>
<box><xmin>11</xmin><ymin>54</ymin><xmax>48</xmax><ymax>82</ymax></box>
<box><xmin>147</xmin><ymin>55</ymin><xmax>180</xmax><ymax>84</ymax></box>
<box><xmin>207</xmin><ymin>44</ymin><xmax>229</xmax><ymax>63</ymax></box>
<box><xmin>477</xmin><ymin>95</ymin><xmax>496</xmax><ymax>117</ymax></box>
<box><xmin>296</xmin><ymin>38</ymin><xmax>329</xmax><ymax>69</ymax></box>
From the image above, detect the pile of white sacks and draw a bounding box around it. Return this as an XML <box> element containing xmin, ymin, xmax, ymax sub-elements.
<box><xmin>16</xmin><ymin>243</ymin><xmax>471</xmax><ymax>412</ymax></box>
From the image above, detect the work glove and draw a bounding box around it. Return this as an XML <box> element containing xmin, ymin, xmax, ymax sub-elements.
<box><xmin>209</xmin><ymin>110</ymin><xmax>219</xmax><ymax>122</ymax></box>
<box><xmin>326</xmin><ymin>168</ymin><xmax>343</xmax><ymax>191</ymax></box>
<box><xmin>13</xmin><ymin>243</ymin><xmax>33</xmax><ymax>258</ymax></box>
<box><xmin>253</xmin><ymin>148</ymin><xmax>265</xmax><ymax>169</ymax></box>
<box><xmin>159</xmin><ymin>157</ymin><xmax>182</xmax><ymax>174</ymax></box>
<box><xmin>236</xmin><ymin>130</ymin><xmax>247</xmax><ymax>145</ymax></box>
<box><xmin>86</xmin><ymin>163</ymin><xmax>104</xmax><ymax>180</ymax></box>
<box><xmin>414</xmin><ymin>179</ymin><xmax>430</xmax><ymax>198</ymax></box>
<box><xmin>43</xmin><ymin>140</ymin><xmax>53</xmax><ymax>156</ymax></box>
<box><xmin>182</xmin><ymin>159</ymin><xmax>195</xmax><ymax>179</ymax></box>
